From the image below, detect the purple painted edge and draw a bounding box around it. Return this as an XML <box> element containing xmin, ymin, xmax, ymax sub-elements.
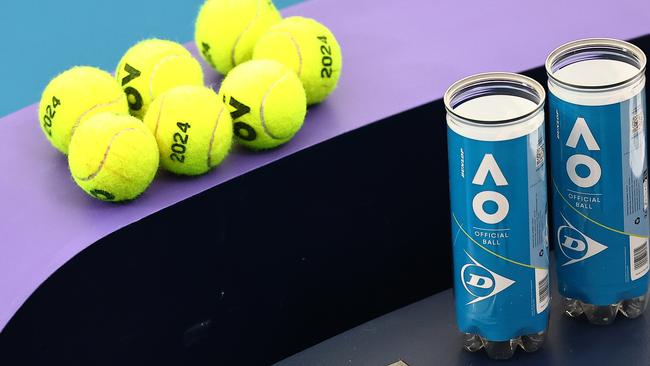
<box><xmin>1</xmin><ymin>0</ymin><xmax>650</xmax><ymax>332</ymax></box>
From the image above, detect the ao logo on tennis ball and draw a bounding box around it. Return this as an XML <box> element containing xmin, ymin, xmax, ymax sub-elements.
<box><xmin>120</xmin><ymin>64</ymin><xmax>144</xmax><ymax>112</ymax></box>
<box><xmin>471</xmin><ymin>154</ymin><xmax>509</xmax><ymax>224</ymax></box>
<box><xmin>557</xmin><ymin>213</ymin><xmax>608</xmax><ymax>266</ymax></box>
<box><xmin>461</xmin><ymin>252</ymin><xmax>515</xmax><ymax>305</ymax></box>
<box><xmin>224</xmin><ymin>96</ymin><xmax>257</xmax><ymax>141</ymax></box>
<box><xmin>565</xmin><ymin>117</ymin><xmax>601</xmax><ymax>188</ymax></box>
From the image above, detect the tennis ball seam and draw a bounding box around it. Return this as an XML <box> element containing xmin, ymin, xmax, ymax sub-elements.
<box><xmin>259</xmin><ymin>72</ymin><xmax>291</xmax><ymax>140</ymax></box>
<box><xmin>148</xmin><ymin>54</ymin><xmax>193</xmax><ymax>100</ymax></box>
<box><xmin>267</xmin><ymin>31</ymin><xmax>304</xmax><ymax>77</ymax></box>
<box><xmin>151</xmin><ymin>94</ymin><xmax>168</xmax><ymax>139</ymax></box>
<box><xmin>69</xmin><ymin>94</ymin><xmax>127</xmax><ymax>139</ymax></box>
<box><xmin>230</xmin><ymin>0</ymin><xmax>263</xmax><ymax>69</ymax></box>
<box><xmin>75</xmin><ymin>127</ymin><xmax>137</xmax><ymax>182</ymax></box>
<box><xmin>207</xmin><ymin>104</ymin><xmax>227</xmax><ymax>168</ymax></box>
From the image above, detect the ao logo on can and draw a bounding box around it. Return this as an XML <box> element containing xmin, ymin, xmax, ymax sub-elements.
<box><xmin>460</xmin><ymin>252</ymin><xmax>515</xmax><ymax>305</ymax></box>
<box><xmin>472</xmin><ymin>154</ymin><xmax>509</xmax><ymax>224</ymax></box>
<box><xmin>565</xmin><ymin>117</ymin><xmax>601</xmax><ymax>188</ymax></box>
<box><xmin>557</xmin><ymin>213</ymin><xmax>607</xmax><ymax>266</ymax></box>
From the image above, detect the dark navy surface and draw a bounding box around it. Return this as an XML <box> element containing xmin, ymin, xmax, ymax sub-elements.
<box><xmin>276</xmin><ymin>273</ymin><xmax>650</xmax><ymax>366</ymax></box>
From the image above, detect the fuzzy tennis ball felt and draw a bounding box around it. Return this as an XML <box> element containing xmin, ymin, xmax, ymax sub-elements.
<box><xmin>68</xmin><ymin>112</ymin><xmax>159</xmax><ymax>202</ymax></box>
<box><xmin>38</xmin><ymin>66</ymin><xmax>129</xmax><ymax>154</ymax></box>
<box><xmin>195</xmin><ymin>0</ymin><xmax>282</xmax><ymax>75</ymax></box>
<box><xmin>218</xmin><ymin>60</ymin><xmax>306</xmax><ymax>150</ymax></box>
<box><xmin>253</xmin><ymin>16</ymin><xmax>342</xmax><ymax>105</ymax></box>
<box><xmin>116</xmin><ymin>39</ymin><xmax>204</xmax><ymax>119</ymax></box>
<box><xmin>144</xmin><ymin>86</ymin><xmax>233</xmax><ymax>175</ymax></box>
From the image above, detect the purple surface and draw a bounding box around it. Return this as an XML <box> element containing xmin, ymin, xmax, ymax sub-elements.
<box><xmin>1</xmin><ymin>0</ymin><xmax>650</xmax><ymax>332</ymax></box>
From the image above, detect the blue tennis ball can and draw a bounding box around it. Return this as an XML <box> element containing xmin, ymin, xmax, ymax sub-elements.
<box><xmin>546</xmin><ymin>38</ymin><xmax>649</xmax><ymax>325</ymax></box>
<box><xmin>444</xmin><ymin>72</ymin><xmax>550</xmax><ymax>359</ymax></box>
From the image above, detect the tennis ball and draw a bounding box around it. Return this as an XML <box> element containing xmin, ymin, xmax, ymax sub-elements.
<box><xmin>195</xmin><ymin>0</ymin><xmax>282</xmax><ymax>75</ymax></box>
<box><xmin>68</xmin><ymin>113</ymin><xmax>159</xmax><ymax>202</ymax></box>
<box><xmin>38</xmin><ymin>66</ymin><xmax>129</xmax><ymax>154</ymax></box>
<box><xmin>116</xmin><ymin>39</ymin><xmax>204</xmax><ymax>119</ymax></box>
<box><xmin>144</xmin><ymin>86</ymin><xmax>233</xmax><ymax>175</ymax></box>
<box><xmin>253</xmin><ymin>16</ymin><xmax>342</xmax><ymax>105</ymax></box>
<box><xmin>218</xmin><ymin>60</ymin><xmax>306</xmax><ymax>150</ymax></box>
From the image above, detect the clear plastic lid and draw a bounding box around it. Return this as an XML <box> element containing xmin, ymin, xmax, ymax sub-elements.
<box><xmin>546</xmin><ymin>38</ymin><xmax>646</xmax><ymax>91</ymax></box>
<box><xmin>444</xmin><ymin>72</ymin><xmax>545</xmax><ymax>125</ymax></box>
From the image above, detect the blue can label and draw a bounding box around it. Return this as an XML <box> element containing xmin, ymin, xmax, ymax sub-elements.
<box><xmin>448</xmin><ymin>123</ymin><xmax>550</xmax><ymax>341</ymax></box>
<box><xmin>550</xmin><ymin>89</ymin><xmax>650</xmax><ymax>305</ymax></box>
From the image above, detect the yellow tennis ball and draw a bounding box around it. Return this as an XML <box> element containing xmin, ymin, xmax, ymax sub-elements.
<box><xmin>68</xmin><ymin>113</ymin><xmax>159</xmax><ymax>202</ymax></box>
<box><xmin>218</xmin><ymin>60</ymin><xmax>306</xmax><ymax>150</ymax></box>
<box><xmin>144</xmin><ymin>86</ymin><xmax>233</xmax><ymax>175</ymax></box>
<box><xmin>38</xmin><ymin>66</ymin><xmax>129</xmax><ymax>154</ymax></box>
<box><xmin>116</xmin><ymin>39</ymin><xmax>204</xmax><ymax>119</ymax></box>
<box><xmin>253</xmin><ymin>16</ymin><xmax>342</xmax><ymax>105</ymax></box>
<box><xmin>195</xmin><ymin>0</ymin><xmax>282</xmax><ymax>75</ymax></box>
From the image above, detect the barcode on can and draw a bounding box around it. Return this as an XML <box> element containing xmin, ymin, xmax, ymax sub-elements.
<box><xmin>630</xmin><ymin>237</ymin><xmax>649</xmax><ymax>281</ymax></box>
<box><xmin>643</xmin><ymin>169</ymin><xmax>648</xmax><ymax>216</ymax></box>
<box><xmin>632</xmin><ymin>107</ymin><xmax>643</xmax><ymax>138</ymax></box>
<box><xmin>535</xmin><ymin>268</ymin><xmax>550</xmax><ymax>314</ymax></box>
<box><xmin>535</xmin><ymin>144</ymin><xmax>545</xmax><ymax>168</ymax></box>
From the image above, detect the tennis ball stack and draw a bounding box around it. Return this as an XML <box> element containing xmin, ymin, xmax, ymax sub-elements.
<box><xmin>37</xmin><ymin>0</ymin><xmax>342</xmax><ymax>203</ymax></box>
